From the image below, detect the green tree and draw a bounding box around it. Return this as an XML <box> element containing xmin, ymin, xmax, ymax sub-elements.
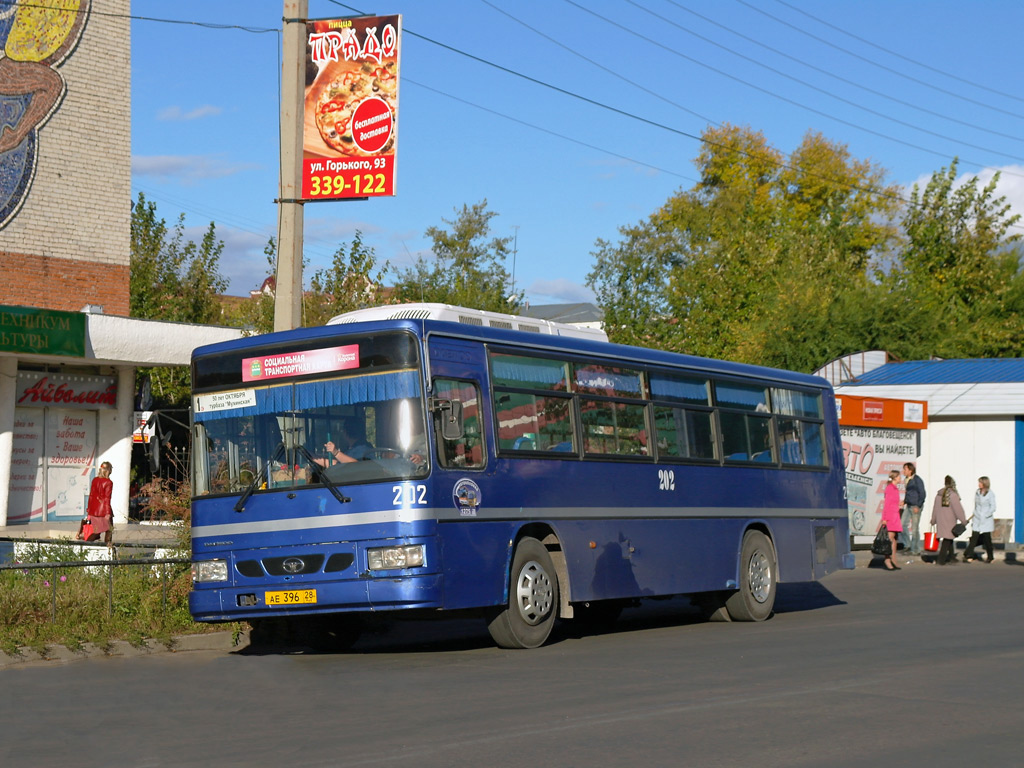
<box><xmin>588</xmin><ymin>125</ymin><xmax>901</xmax><ymax>370</ymax></box>
<box><xmin>130</xmin><ymin>193</ymin><xmax>227</xmax><ymax>324</ymax></box>
<box><xmin>392</xmin><ymin>200</ymin><xmax>520</xmax><ymax>311</ymax></box>
<box><xmin>130</xmin><ymin>193</ymin><xmax>229</xmax><ymax>405</ymax></box>
<box><xmin>305</xmin><ymin>230</ymin><xmax>391</xmax><ymax>326</ymax></box>
<box><xmin>236</xmin><ymin>233</ymin><xmax>390</xmax><ymax>334</ymax></box>
<box><xmin>892</xmin><ymin>160</ymin><xmax>1024</xmax><ymax>357</ymax></box>
<box><xmin>232</xmin><ymin>237</ymin><xmax>279</xmax><ymax>336</ymax></box>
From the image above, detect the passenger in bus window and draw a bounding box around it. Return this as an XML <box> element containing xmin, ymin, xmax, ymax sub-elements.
<box><xmin>317</xmin><ymin>416</ymin><xmax>373</xmax><ymax>465</ymax></box>
<box><xmin>780</xmin><ymin>426</ymin><xmax>803</xmax><ymax>464</ymax></box>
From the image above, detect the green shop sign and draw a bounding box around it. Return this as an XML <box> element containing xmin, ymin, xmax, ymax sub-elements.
<box><xmin>0</xmin><ymin>305</ymin><xmax>86</xmax><ymax>357</ymax></box>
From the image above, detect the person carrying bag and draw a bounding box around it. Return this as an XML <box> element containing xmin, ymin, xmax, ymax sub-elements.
<box><xmin>876</xmin><ymin>470</ymin><xmax>903</xmax><ymax>570</ymax></box>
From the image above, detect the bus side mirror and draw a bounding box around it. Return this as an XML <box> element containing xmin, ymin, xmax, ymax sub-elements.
<box><xmin>432</xmin><ymin>398</ymin><xmax>464</xmax><ymax>441</ymax></box>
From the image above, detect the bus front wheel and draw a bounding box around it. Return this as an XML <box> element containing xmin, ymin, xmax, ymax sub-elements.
<box><xmin>725</xmin><ymin>530</ymin><xmax>777</xmax><ymax>621</ymax></box>
<box><xmin>487</xmin><ymin>537</ymin><xmax>559</xmax><ymax>649</ymax></box>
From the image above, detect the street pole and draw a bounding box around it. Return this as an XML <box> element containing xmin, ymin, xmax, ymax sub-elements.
<box><xmin>275</xmin><ymin>0</ymin><xmax>307</xmax><ymax>331</ymax></box>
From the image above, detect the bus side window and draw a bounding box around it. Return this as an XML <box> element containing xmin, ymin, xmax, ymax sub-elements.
<box><xmin>433</xmin><ymin>378</ymin><xmax>485</xmax><ymax>469</ymax></box>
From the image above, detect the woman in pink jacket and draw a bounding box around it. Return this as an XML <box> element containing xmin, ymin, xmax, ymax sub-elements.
<box><xmin>878</xmin><ymin>469</ymin><xmax>903</xmax><ymax>570</ymax></box>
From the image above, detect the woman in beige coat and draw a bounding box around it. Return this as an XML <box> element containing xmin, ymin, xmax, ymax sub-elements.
<box><xmin>930</xmin><ymin>475</ymin><xmax>966</xmax><ymax>565</ymax></box>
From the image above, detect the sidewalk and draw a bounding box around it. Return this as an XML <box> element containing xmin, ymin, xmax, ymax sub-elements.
<box><xmin>852</xmin><ymin>544</ymin><xmax>1019</xmax><ymax>568</ymax></box>
<box><xmin>0</xmin><ymin>520</ymin><xmax>182</xmax><ymax>549</ymax></box>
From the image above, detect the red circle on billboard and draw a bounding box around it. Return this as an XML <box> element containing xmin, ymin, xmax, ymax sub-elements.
<box><xmin>351</xmin><ymin>97</ymin><xmax>393</xmax><ymax>154</ymax></box>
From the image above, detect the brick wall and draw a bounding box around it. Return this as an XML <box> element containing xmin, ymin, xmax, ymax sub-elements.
<box><xmin>0</xmin><ymin>250</ymin><xmax>129</xmax><ymax>315</ymax></box>
<box><xmin>0</xmin><ymin>1</ymin><xmax>131</xmax><ymax>314</ymax></box>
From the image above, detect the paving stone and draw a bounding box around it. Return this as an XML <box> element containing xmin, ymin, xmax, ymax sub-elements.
<box><xmin>170</xmin><ymin>630</ymin><xmax>239</xmax><ymax>652</ymax></box>
<box><xmin>107</xmin><ymin>639</ymin><xmax>149</xmax><ymax>657</ymax></box>
<box><xmin>42</xmin><ymin>644</ymin><xmax>83</xmax><ymax>663</ymax></box>
<box><xmin>79</xmin><ymin>642</ymin><xmax>103</xmax><ymax>658</ymax></box>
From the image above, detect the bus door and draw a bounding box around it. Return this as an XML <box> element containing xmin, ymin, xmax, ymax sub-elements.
<box><xmin>425</xmin><ymin>336</ymin><xmax>489</xmax><ymax>474</ymax></box>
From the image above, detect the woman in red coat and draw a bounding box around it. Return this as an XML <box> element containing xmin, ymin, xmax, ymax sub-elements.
<box><xmin>84</xmin><ymin>461</ymin><xmax>114</xmax><ymax>546</ymax></box>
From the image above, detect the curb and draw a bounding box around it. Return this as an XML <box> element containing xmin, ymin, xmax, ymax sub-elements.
<box><xmin>0</xmin><ymin>629</ymin><xmax>248</xmax><ymax>670</ymax></box>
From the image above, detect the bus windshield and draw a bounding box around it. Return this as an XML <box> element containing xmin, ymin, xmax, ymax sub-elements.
<box><xmin>192</xmin><ymin>341</ymin><xmax>428</xmax><ymax>496</ymax></box>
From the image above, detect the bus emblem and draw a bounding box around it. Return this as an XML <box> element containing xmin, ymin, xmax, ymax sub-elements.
<box><xmin>282</xmin><ymin>557</ymin><xmax>305</xmax><ymax>573</ymax></box>
<box><xmin>453</xmin><ymin>479</ymin><xmax>481</xmax><ymax>517</ymax></box>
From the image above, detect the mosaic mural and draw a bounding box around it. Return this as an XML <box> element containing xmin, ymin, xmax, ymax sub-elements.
<box><xmin>0</xmin><ymin>0</ymin><xmax>90</xmax><ymax>229</ymax></box>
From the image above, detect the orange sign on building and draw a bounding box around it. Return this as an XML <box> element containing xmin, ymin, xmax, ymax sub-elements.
<box><xmin>836</xmin><ymin>394</ymin><xmax>928</xmax><ymax>430</ymax></box>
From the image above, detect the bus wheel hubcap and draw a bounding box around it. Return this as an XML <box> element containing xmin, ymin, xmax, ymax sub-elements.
<box><xmin>516</xmin><ymin>560</ymin><xmax>553</xmax><ymax>624</ymax></box>
<box><xmin>749</xmin><ymin>551</ymin><xmax>771</xmax><ymax>603</ymax></box>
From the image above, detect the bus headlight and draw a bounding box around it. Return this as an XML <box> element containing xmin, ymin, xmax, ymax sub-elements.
<box><xmin>192</xmin><ymin>559</ymin><xmax>228</xmax><ymax>582</ymax></box>
<box><xmin>367</xmin><ymin>545</ymin><xmax>425</xmax><ymax>571</ymax></box>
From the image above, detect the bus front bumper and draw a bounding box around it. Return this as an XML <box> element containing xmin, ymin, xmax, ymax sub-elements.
<box><xmin>189</xmin><ymin>573</ymin><xmax>444</xmax><ymax>623</ymax></box>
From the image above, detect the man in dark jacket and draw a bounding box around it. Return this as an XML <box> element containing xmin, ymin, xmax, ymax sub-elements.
<box><xmin>902</xmin><ymin>462</ymin><xmax>926</xmax><ymax>555</ymax></box>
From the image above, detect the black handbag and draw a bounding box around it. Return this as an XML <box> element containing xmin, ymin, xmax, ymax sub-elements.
<box><xmin>952</xmin><ymin>522</ymin><xmax>967</xmax><ymax>537</ymax></box>
<box><xmin>872</xmin><ymin>525</ymin><xmax>892</xmax><ymax>556</ymax></box>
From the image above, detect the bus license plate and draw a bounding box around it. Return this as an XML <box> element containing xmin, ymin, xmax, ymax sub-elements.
<box><xmin>265</xmin><ymin>589</ymin><xmax>317</xmax><ymax>605</ymax></box>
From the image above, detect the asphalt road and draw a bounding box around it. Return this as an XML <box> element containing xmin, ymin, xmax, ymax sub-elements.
<box><xmin>2</xmin><ymin>557</ymin><xmax>1022</xmax><ymax>768</ymax></box>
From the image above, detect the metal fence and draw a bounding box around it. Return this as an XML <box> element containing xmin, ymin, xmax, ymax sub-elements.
<box><xmin>0</xmin><ymin>556</ymin><xmax>190</xmax><ymax>621</ymax></box>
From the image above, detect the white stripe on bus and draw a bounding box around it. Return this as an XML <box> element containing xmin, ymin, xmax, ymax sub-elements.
<box><xmin>192</xmin><ymin>505</ymin><xmax>847</xmax><ymax>539</ymax></box>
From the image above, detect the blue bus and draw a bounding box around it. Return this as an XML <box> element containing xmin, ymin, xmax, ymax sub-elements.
<box><xmin>189</xmin><ymin>304</ymin><xmax>853</xmax><ymax>649</ymax></box>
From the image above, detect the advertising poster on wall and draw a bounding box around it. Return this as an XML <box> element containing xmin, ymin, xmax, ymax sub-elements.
<box><xmin>302</xmin><ymin>14</ymin><xmax>402</xmax><ymax>200</ymax></box>
<box><xmin>8</xmin><ymin>408</ymin><xmax>44</xmax><ymax>523</ymax></box>
<box><xmin>46</xmin><ymin>408</ymin><xmax>96</xmax><ymax>519</ymax></box>
<box><xmin>836</xmin><ymin>394</ymin><xmax>927</xmax><ymax>542</ymax></box>
<box><xmin>841</xmin><ymin>426</ymin><xmax>920</xmax><ymax>539</ymax></box>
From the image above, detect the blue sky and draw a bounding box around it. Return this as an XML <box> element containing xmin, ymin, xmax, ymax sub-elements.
<box><xmin>131</xmin><ymin>0</ymin><xmax>1024</xmax><ymax>302</ymax></box>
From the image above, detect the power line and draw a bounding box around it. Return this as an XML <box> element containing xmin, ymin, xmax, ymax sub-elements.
<box><xmin>480</xmin><ymin>0</ymin><xmax>721</xmax><ymax>130</ymax></box>
<box><xmin>772</xmin><ymin>0</ymin><xmax>1024</xmax><ymax>107</ymax></box>
<box><xmin>658</xmin><ymin>0</ymin><xmax>1024</xmax><ymax>146</ymax></box>
<box><xmin>737</xmin><ymin>0</ymin><xmax>1024</xmax><ymax>121</ymax></box>
<box><xmin>9</xmin><ymin>0</ymin><xmax>278</xmax><ymax>34</ymax></box>
<box><xmin>562</xmin><ymin>0</ymin><xmax>1024</xmax><ymax>176</ymax></box>
<box><xmin>326</xmin><ymin>0</ymin><xmax>1023</xmax><ymax>186</ymax></box>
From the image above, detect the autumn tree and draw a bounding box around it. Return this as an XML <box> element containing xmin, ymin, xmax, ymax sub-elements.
<box><xmin>588</xmin><ymin>125</ymin><xmax>901</xmax><ymax>370</ymax></box>
<box><xmin>392</xmin><ymin>200</ymin><xmax>520</xmax><ymax>311</ymax></box>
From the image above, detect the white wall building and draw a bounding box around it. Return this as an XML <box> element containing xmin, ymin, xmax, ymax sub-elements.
<box><xmin>821</xmin><ymin>354</ymin><xmax>1023</xmax><ymax>545</ymax></box>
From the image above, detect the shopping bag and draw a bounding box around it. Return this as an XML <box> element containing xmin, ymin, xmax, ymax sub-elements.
<box><xmin>871</xmin><ymin>525</ymin><xmax>892</xmax><ymax>556</ymax></box>
<box><xmin>923</xmin><ymin>530</ymin><xmax>939</xmax><ymax>552</ymax></box>
<box><xmin>79</xmin><ymin>521</ymin><xmax>94</xmax><ymax>541</ymax></box>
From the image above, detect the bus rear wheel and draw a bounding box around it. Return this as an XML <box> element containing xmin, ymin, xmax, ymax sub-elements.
<box><xmin>725</xmin><ymin>530</ymin><xmax>777</xmax><ymax>622</ymax></box>
<box><xmin>487</xmin><ymin>537</ymin><xmax>559</xmax><ymax>649</ymax></box>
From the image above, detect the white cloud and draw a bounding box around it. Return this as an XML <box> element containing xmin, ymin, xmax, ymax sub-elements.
<box><xmin>156</xmin><ymin>105</ymin><xmax>223</xmax><ymax>121</ymax></box>
<box><xmin>132</xmin><ymin>154</ymin><xmax>261</xmax><ymax>182</ymax></box>
<box><xmin>525</xmin><ymin>278</ymin><xmax>595</xmax><ymax>304</ymax></box>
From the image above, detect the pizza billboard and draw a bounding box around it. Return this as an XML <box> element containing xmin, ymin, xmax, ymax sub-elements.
<box><xmin>302</xmin><ymin>14</ymin><xmax>401</xmax><ymax>200</ymax></box>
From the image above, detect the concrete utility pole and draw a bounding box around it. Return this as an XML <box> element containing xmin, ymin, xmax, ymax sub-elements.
<box><xmin>275</xmin><ymin>0</ymin><xmax>307</xmax><ymax>331</ymax></box>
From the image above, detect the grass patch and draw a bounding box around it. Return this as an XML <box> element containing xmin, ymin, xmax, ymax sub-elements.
<box><xmin>1</xmin><ymin>488</ymin><xmax>244</xmax><ymax>657</ymax></box>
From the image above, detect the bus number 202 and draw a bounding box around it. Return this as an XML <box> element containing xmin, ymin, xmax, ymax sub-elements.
<box><xmin>393</xmin><ymin>484</ymin><xmax>428</xmax><ymax>505</ymax></box>
<box><xmin>658</xmin><ymin>469</ymin><xmax>675</xmax><ymax>491</ymax></box>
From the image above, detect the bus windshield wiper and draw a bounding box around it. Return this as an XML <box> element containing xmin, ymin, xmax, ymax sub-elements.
<box><xmin>296</xmin><ymin>443</ymin><xmax>351</xmax><ymax>505</ymax></box>
<box><xmin>233</xmin><ymin>443</ymin><xmax>281</xmax><ymax>513</ymax></box>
